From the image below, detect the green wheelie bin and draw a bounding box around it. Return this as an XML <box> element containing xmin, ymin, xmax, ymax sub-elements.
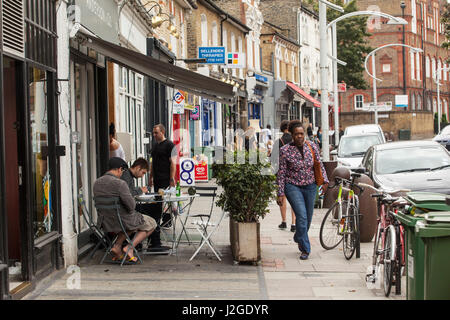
<box><xmin>396</xmin><ymin>192</ymin><xmax>450</xmax><ymax>300</ymax></box>
<box><xmin>415</xmin><ymin>213</ymin><xmax>450</xmax><ymax>300</ymax></box>
<box><xmin>396</xmin><ymin>212</ymin><xmax>426</xmax><ymax>300</ymax></box>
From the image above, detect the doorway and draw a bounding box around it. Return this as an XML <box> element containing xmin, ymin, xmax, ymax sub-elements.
<box><xmin>3</xmin><ymin>57</ymin><xmax>26</xmax><ymax>293</ymax></box>
<box><xmin>70</xmin><ymin>60</ymin><xmax>98</xmax><ymax>251</ymax></box>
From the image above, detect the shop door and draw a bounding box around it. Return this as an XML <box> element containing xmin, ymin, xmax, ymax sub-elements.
<box><xmin>71</xmin><ymin>61</ymin><xmax>98</xmax><ymax>249</ymax></box>
<box><xmin>202</xmin><ymin>99</ymin><xmax>210</xmax><ymax>146</ymax></box>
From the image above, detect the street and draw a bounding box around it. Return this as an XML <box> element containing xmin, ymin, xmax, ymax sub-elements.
<box><xmin>23</xmin><ymin>184</ymin><xmax>405</xmax><ymax>300</ymax></box>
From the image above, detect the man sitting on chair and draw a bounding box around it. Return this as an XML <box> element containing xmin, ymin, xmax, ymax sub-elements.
<box><xmin>93</xmin><ymin>157</ymin><xmax>157</xmax><ymax>262</ymax></box>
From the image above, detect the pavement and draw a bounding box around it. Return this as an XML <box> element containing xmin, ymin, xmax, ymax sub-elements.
<box><xmin>23</xmin><ymin>181</ymin><xmax>406</xmax><ymax>300</ymax></box>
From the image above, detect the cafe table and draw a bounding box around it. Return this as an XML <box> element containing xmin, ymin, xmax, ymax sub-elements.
<box><xmin>135</xmin><ymin>193</ymin><xmax>198</xmax><ymax>256</ymax></box>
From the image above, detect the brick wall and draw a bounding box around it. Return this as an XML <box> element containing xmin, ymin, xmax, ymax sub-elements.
<box><xmin>259</xmin><ymin>0</ymin><xmax>301</xmax><ymax>41</ymax></box>
<box><xmin>339</xmin><ymin>111</ymin><xmax>434</xmax><ymax>140</ymax></box>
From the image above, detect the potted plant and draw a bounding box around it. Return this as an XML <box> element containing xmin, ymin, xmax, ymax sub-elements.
<box><xmin>213</xmin><ymin>151</ymin><xmax>277</xmax><ymax>263</ymax></box>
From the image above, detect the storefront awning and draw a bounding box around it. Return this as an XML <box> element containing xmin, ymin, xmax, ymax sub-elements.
<box><xmin>286</xmin><ymin>82</ymin><xmax>321</xmax><ymax>108</ymax></box>
<box><xmin>76</xmin><ymin>32</ymin><xmax>234</xmax><ymax>104</ymax></box>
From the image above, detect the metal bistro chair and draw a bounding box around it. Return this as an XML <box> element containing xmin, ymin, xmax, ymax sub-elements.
<box><xmin>93</xmin><ymin>196</ymin><xmax>143</xmax><ymax>266</ymax></box>
<box><xmin>183</xmin><ymin>186</ymin><xmax>225</xmax><ymax>261</ymax></box>
<box><xmin>78</xmin><ymin>193</ymin><xmax>112</xmax><ymax>261</ymax></box>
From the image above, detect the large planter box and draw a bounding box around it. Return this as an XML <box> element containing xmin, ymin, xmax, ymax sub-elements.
<box><xmin>229</xmin><ymin>219</ymin><xmax>261</xmax><ymax>263</ymax></box>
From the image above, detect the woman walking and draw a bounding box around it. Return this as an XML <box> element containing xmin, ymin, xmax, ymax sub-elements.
<box><xmin>276</xmin><ymin>120</ymin><xmax>328</xmax><ymax>260</ymax></box>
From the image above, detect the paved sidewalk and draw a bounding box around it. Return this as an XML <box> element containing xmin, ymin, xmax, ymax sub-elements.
<box><xmin>24</xmin><ymin>182</ymin><xmax>405</xmax><ymax>300</ymax></box>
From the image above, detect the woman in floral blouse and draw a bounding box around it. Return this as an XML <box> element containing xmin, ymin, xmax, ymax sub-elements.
<box><xmin>276</xmin><ymin>120</ymin><xmax>329</xmax><ymax>260</ymax></box>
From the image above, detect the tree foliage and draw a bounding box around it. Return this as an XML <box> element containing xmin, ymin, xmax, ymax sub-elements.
<box><xmin>303</xmin><ymin>0</ymin><xmax>373</xmax><ymax>89</ymax></box>
<box><xmin>442</xmin><ymin>2</ymin><xmax>450</xmax><ymax>62</ymax></box>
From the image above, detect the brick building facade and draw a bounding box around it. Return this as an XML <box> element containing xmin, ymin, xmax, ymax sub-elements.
<box><xmin>339</xmin><ymin>0</ymin><xmax>450</xmax><ymax>139</ymax></box>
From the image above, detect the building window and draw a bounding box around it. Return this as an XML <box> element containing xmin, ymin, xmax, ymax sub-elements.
<box><xmin>201</xmin><ymin>14</ymin><xmax>208</xmax><ymax>47</ymax></box>
<box><xmin>426</xmin><ymin>56</ymin><xmax>430</xmax><ymax>78</ymax></box>
<box><xmin>410</xmin><ymin>52</ymin><xmax>415</xmax><ymax>80</ymax></box>
<box><xmin>411</xmin><ymin>93</ymin><xmax>416</xmax><ymax>111</ymax></box>
<box><xmin>417</xmin><ymin>94</ymin><xmax>422</xmax><ymax>110</ymax></box>
<box><xmin>354</xmin><ymin>94</ymin><xmax>364</xmax><ymax>110</ymax></box>
<box><xmin>382</xmin><ymin>63</ymin><xmax>391</xmax><ymax>73</ymax></box>
<box><xmin>416</xmin><ymin>53</ymin><xmax>421</xmax><ymax>81</ymax></box>
<box><xmin>119</xmin><ymin>68</ymin><xmax>145</xmax><ymax>160</ymax></box>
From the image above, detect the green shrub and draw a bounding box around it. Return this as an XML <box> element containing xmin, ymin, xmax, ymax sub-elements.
<box><xmin>213</xmin><ymin>151</ymin><xmax>277</xmax><ymax>223</ymax></box>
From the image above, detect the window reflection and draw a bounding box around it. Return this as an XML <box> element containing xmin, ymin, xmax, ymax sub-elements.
<box><xmin>30</xmin><ymin>67</ymin><xmax>52</xmax><ymax>239</ymax></box>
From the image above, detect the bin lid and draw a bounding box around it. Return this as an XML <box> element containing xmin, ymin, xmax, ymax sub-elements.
<box><xmin>416</xmin><ymin>213</ymin><xmax>450</xmax><ymax>238</ymax></box>
<box><xmin>406</xmin><ymin>192</ymin><xmax>450</xmax><ymax>211</ymax></box>
<box><xmin>424</xmin><ymin>213</ymin><xmax>450</xmax><ymax>224</ymax></box>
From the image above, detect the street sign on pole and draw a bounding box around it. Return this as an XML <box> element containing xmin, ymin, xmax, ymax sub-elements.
<box><xmin>395</xmin><ymin>95</ymin><xmax>408</xmax><ymax>108</ymax></box>
<box><xmin>362</xmin><ymin>101</ymin><xmax>392</xmax><ymax>112</ymax></box>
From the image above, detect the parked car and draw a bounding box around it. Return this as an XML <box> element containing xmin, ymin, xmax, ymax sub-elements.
<box><xmin>357</xmin><ymin>140</ymin><xmax>450</xmax><ymax>195</ymax></box>
<box><xmin>331</xmin><ymin>133</ymin><xmax>383</xmax><ymax>168</ymax></box>
<box><xmin>433</xmin><ymin>124</ymin><xmax>450</xmax><ymax>151</ymax></box>
<box><xmin>344</xmin><ymin>124</ymin><xmax>386</xmax><ymax>143</ymax></box>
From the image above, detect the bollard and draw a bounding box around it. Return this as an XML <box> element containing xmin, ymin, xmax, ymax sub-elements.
<box><xmin>352</xmin><ymin>174</ymin><xmax>377</xmax><ymax>242</ymax></box>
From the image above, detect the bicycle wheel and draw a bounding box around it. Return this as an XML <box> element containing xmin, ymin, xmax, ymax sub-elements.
<box><xmin>366</xmin><ymin>222</ymin><xmax>383</xmax><ymax>284</ymax></box>
<box><xmin>394</xmin><ymin>225</ymin><xmax>403</xmax><ymax>295</ymax></box>
<box><xmin>342</xmin><ymin>204</ymin><xmax>357</xmax><ymax>260</ymax></box>
<box><xmin>319</xmin><ymin>201</ymin><xmax>344</xmax><ymax>250</ymax></box>
<box><xmin>383</xmin><ymin>225</ymin><xmax>396</xmax><ymax>297</ymax></box>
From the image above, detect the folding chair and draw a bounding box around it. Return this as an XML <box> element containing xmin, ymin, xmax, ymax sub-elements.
<box><xmin>93</xmin><ymin>196</ymin><xmax>143</xmax><ymax>266</ymax></box>
<box><xmin>78</xmin><ymin>193</ymin><xmax>112</xmax><ymax>261</ymax></box>
<box><xmin>189</xmin><ymin>208</ymin><xmax>227</xmax><ymax>261</ymax></box>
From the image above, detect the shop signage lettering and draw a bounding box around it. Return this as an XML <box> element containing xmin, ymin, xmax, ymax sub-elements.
<box><xmin>198</xmin><ymin>47</ymin><xmax>226</xmax><ymax>64</ymax></box>
<box><xmin>226</xmin><ymin>52</ymin><xmax>246</xmax><ymax>69</ymax></box>
<box><xmin>255</xmin><ymin>74</ymin><xmax>268</xmax><ymax>84</ymax></box>
<box><xmin>195</xmin><ymin>159</ymin><xmax>208</xmax><ymax>181</ymax></box>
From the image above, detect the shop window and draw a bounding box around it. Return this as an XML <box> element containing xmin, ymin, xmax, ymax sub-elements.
<box><xmin>29</xmin><ymin>67</ymin><xmax>52</xmax><ymax>238</ymax></box>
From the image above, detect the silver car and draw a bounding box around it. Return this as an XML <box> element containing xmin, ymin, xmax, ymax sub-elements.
<box><xmin>344</xmin><ymin>124</ymin><xmax>386</xmax><ymax>143</ymax></box>
<box><xmin>332</xmin><ymin>133</ymin><xmax>383</xmax><ymax>167</ymax></box>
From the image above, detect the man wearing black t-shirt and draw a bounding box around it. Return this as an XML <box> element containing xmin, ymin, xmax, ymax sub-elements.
<box><xmin>148</xmin><ymin>124</ymin><xmax>176</xmax><ymax>251</ymax></box>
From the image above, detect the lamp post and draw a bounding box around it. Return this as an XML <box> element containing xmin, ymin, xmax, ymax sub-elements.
<box><xmin>327</xmin><ymin>11</ymin><xmax>407</xmax><ymax>146</ymax></box>
<box><xmin>319</xmin><ymin>0</ymin><xmax>344</xmax><ymax>161</ymax></box>
<box><xmin>434</xmin><ymin>66</ymin><xmax>450</xmax><ymax>133</ymax></box>
<box><xmin>364</xmin><ymin>43</ymin><xmax>423</xmax><ymax>124</ymax></box>
<box><xmin>401</xmin><ymin>1</ymin><xmax>407</xmax><ymax>95</ymax></box>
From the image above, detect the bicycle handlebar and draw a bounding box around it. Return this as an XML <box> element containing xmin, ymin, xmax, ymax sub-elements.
<box><xmin>357</xmin><ymin>183</ymin><xmax>411</xmax><ymax>195</ymax></box>
<box><xmin>330</xmin><ymin>176</ymin><xmax>365</xmax><ymax>193</ymax></box>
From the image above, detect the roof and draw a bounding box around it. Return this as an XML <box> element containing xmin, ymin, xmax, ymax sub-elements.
<box><xmin>374</xmin><ymin>140</ymin><xmax>442</xmax><ymax>151</ymax></box>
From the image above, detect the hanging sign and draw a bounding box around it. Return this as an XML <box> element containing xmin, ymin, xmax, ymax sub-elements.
<box><xmin>226</xmin><ymin>52</ymin><xmax>246</xmax><ymax>68</ymax></box>
<box><xmin>395</xmin><ymin>95</ymin><xmax>408</xmax><ymax>108</ymax></box>
<box><xmin>190</xmin><ymin>105</ymin><xmax>200</xmax><ymax>120</ymax></box>
<box><xmin>198</xmin><ymin>47</ymin><xmax>226</xmax><ymax>64</ymax></box>
<box><xmin>173</xmin><ymin>90</ymin><xmax>185</xmax><ymax>114</ymax></box>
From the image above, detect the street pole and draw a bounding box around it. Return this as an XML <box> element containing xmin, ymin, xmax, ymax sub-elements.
<box><xmin>401</xmin><ymin>2</ymin><xmax>406</xmax><ymax>95</ymax></box>
<box><xmin>372</xmin><ymin>53</ymin><xmax>378</xmax><ymax>124</ymax></box>
<box><xmin>333</xmin><ymin>25</ymin><xmax>339</xmax><ymax>146</ymax></box>
<box><xmin>437</xmin><ymin>71</ymin><xmax>441</xmax><ymax>134</ymax></box>
<box><xmin>319</xmin><ymin>0</ymin><xmax>330</xmax><ymax>160</ymax></box>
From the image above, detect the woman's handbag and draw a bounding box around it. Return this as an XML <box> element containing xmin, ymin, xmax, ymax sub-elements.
<box><xmin>306</xmin><ymin>142</ymin><xmax>324</xmax><ymax>186</ymax></box>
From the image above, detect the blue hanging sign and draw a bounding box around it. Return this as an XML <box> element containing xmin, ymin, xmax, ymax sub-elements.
<box><xmin>198</xmin><ymin>47</ymin><xmax>226</xmax><ymax>64</ymax></box>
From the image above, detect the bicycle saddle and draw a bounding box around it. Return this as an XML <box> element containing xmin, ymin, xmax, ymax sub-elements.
<box><xmin>350</xmin><ymin>172</ymin><xmax>361</xmax><ymax>178</ymax></box>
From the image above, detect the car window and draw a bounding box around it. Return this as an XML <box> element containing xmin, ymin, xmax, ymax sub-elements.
<box><xmin>338</xmin><ymin>135</ymin><xmax>381</xmax><ymax>157</ymax></box>
<box><xmin>365</xmin><ymin>148</ymin><xmax>373</xmax><ymax>173</ymax></box>
<box><xmin>375</xmin><ymin>146</ymin><xmax>450</xmax><ymax>174</ymax></box>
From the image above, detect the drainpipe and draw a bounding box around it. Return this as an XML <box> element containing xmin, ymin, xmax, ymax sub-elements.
<box><xmin>220</xmin><ymin>14</ymin><xmax>228</xmax><ymax>46</ymax></box>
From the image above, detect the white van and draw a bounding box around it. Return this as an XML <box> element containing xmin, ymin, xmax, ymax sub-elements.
<box><xmin>344</xmin><ymin>124</ymin><xmax>386</xmax><ymax>143</ymax></box>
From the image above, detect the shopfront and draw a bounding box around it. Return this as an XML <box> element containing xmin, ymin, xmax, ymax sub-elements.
<box><xmin>0</xmin><ymin>0</ymin><xmax>61</xmax><ymax>299</ymax></box>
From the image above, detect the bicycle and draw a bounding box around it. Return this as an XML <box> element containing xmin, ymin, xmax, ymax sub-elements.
<box><xmin>360</xmin><ymin>183</ymin><xmax>410</xmax><ymax>297</ymax></box>
<box><xmin>319</xmin><ymin>173</ymin><xmax>364</xmax><ymax>260</ymax></box>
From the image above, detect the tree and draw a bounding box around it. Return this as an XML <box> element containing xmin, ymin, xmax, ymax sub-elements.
<box><xmin>303</xmin><ymin>0</ymin><xmax>373</xmax><ymax>89</ymax></box>
<box><xmin>442</xmin><ymin>2</ymin><xmax>450</xmax><ymax>61</ymax></box>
